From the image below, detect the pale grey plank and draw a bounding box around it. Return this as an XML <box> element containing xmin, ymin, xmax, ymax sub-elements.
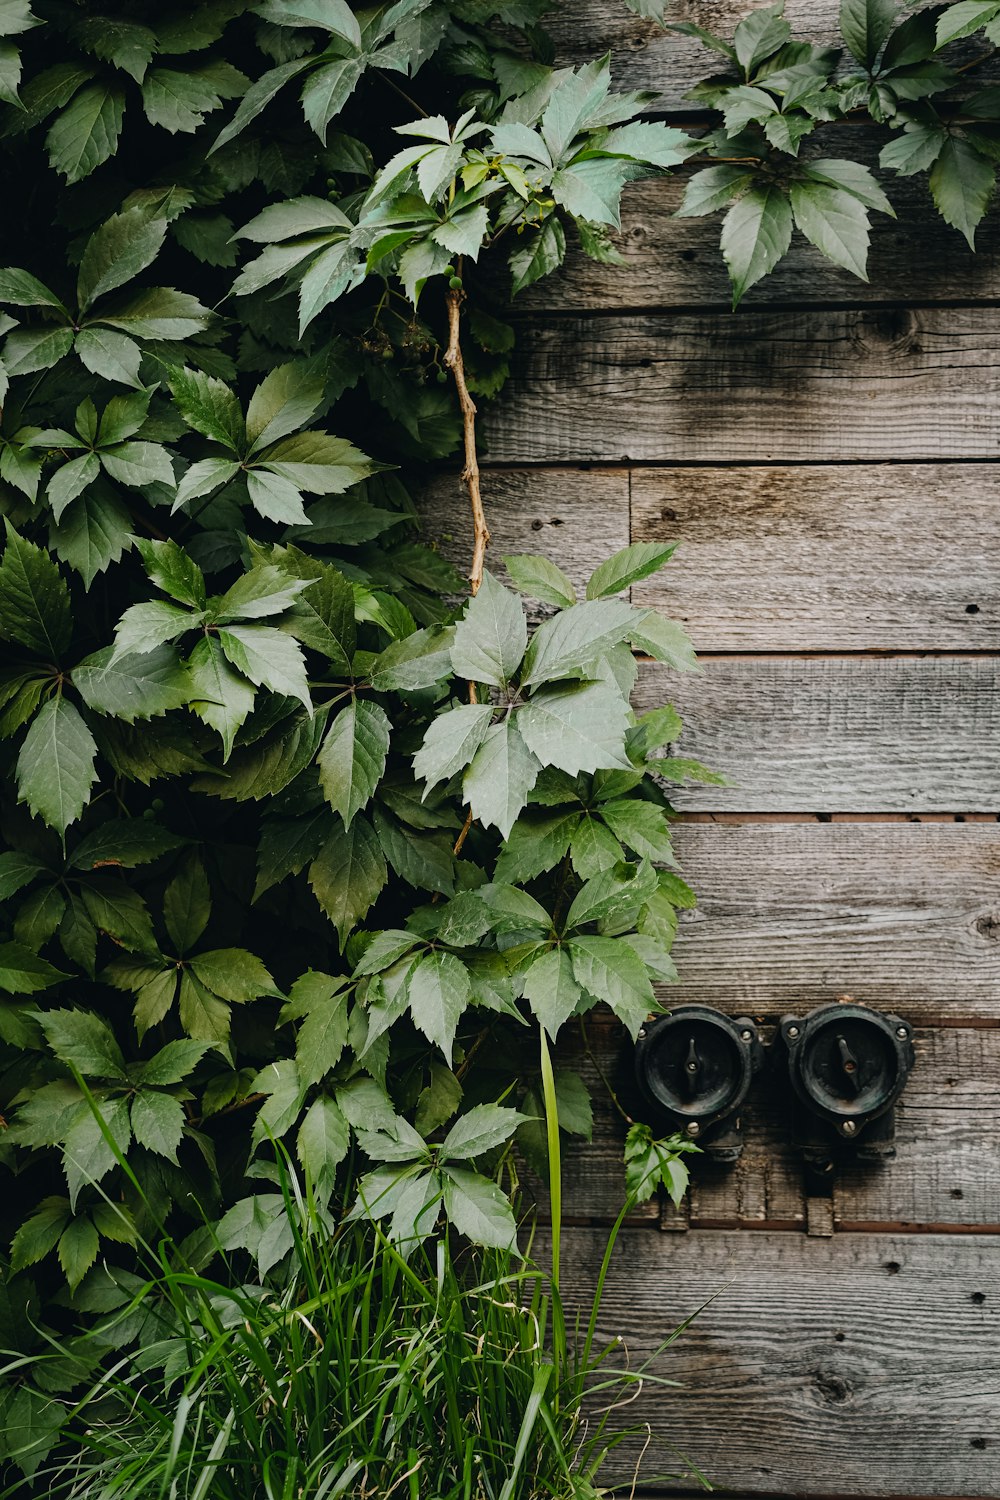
<box><xmin>631</xmin><ymin>464</ymin><xmax>1000</xmax><ymax>650</ymax></box>
<box><xmin>637</xmin><ymin>658</ymin><xmax>1000</xmax><ymax>812</ymax></box>
<box><xmin>482</xmin><ymin>309</ymin><xmax>1000</xmax><ymax>463</ymax></box>
<box><xmin>559</xmin><ymin>1227</ymin><xmax>1000</xmax><ymax>1495</ymax></box>
<box><xmin>667</xmin><ymin>822</ymin><xmax>1000</xmax><ymax>1021</ymax></box>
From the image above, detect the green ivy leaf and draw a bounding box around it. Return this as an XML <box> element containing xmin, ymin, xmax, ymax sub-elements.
<box><xmin>130</xmin><ymin>1090</ymin><xmax>184</xmax><ymax>1162</ymax></box>
<box><xmin>789</xmin><ymin>179</ymin><xmax>871</xmax><ymax>280</ymax></box>
<box><xmin>38</xmin><ymin>1006</ymin><xmax>126</xmax><ymax>1079</ymax></box>
<box><xmin>412</xmin><ymin>701</ymin><xmax>495</xmax><ymax>793</ymax></box>
<box><xmin>840</xmin><ymin>0</ymin><xmax>896</xmax><ymax>66</ymax></box>
<box><xmin>586</xmin><ymin>542</ymin><xmax>678</xmax><ymax>599</ymax></box>
<box><xmin>309</xmin><ymin>814</ymin><xmax>387</xmax><ymax>948</ymax></box>
<box><xmin>518</xmin><ymin>681</ymin><xmax>632</xmax><ymax>778</ymax></box>
<box><xmin>0</xmin><ymin>939</ymin><xmax>69</xmax><ymax>993</ymax></box>
<box><xmin>72</xmin><ymin>644</ymin><xmax>192</xmax><ymax>723</ymax></box>
<box><xmin>77</xmin><ymin>208</ymin><xmax>167</xmax><ymax>313</ymax></box>
<box><xmin>568</xmin><ymin>935</ymin><xmax>654</xmax><ymax>1037</ymax></box>
<box><xmin>16</xmin><ymin>697</ymin><xmax>98</xmax><ymax>836</ymax></box>
<box><xmin>462</xmin><ymin>718</ymin><xmax>541</xmax><ymax>839</ymax></box>
<box><xmin>441</xmin><ymin>1164</ymin><xmax>516</xmax><ymax>1249</ymax></box>
<box><xmin>297</xmin><ymin>1094</ymin><xmax>350</xmax><ymax>1192</ymax></box>
<box><xmin>503</xmin><ymin>553</ymin><xmax>576</xmax><ymax>609</ymax></box>
<box><xmin>0</xmin><ymin>521</ymin><xmax>73</xmax><ymax>658</ymax></box>
<box><xmin>187</xmin><ymin>636</ymin><xmax>256</xmax><ymax>758</ymax></box>
<box><xmin>405</xmin><ymin>950</ymin><xmax>470</xmax><ymax>1065</ymax></box>
<box><xmin>46</xmin><ymin>83</ymin><xmax>125</xmax><ymax>182</ymax></box>
<box><xmin>450</xmin><ymin>571</ymin><xmax>527</xmax><ymax>687</ymax></box>
<box><xmin>720</xmin><ymin>184</ymin><xmax>793</xmax><ymax>306</ymax></box>
<box><xmin>928</xmin><ymin>135</ymin><xmax>996</xmax><ymax>249</ymax></box>
<box><xmin>317</xmin><ymin>699</ymin><xmax>391</xmax><ymax>827</ymax></box>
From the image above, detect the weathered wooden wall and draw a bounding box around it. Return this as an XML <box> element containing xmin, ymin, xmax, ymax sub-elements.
<box><xmin>424</xmin><ymin>4</ymin><xmax>1000</xmax><ymax>1493</ymax></box>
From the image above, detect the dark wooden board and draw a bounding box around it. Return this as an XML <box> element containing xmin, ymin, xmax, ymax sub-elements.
<box><xmin>513</xmin><ymin>168</ymin><xmax>1000</xmax><ymax>312</ymax></box>
<box><xmin>558</xmin><ymin>1227</ymin><xmax>1000</xmax><ymax>1496</ymax></box>
<box><xmin>666</xmin><ymin>822</ymin><xmax>1000</xmax><ymax>1022</ymax></box>
<box><xmin>638</xmin><ymin>659</ymin><xmax>1000</xmax><ymax>813</ymax></box>
<box><xmin>482</xmin><ymin>309</ymin><xmax>1000</xmax><ymax>464</ymax></box>
<box><xmin>631</xmin><ymin>464</ymin><xmax>1000</xmax><ymax>650</ymax></box>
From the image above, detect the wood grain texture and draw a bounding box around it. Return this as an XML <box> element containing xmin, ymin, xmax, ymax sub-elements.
<box><xmin>482</xmin><ymin>309</ymin><xmax>1000</xmax><ymax>464</ymax></box>
<box><xmin>559</xmin><ymin>1227</ymin><xmax>1000</xmax><ymax>1496</ymax></box>
<box><xmin>630</xmin><ymin>465</ymin><xmax>1000</xmax><ymax>650</ymax></box>
<box><xmin>415</xmin><ymin>467</ymin><xmax>629</xmax><ymax>604</ymax></box>
<box><xmin>638</xmin><ymin>658</ymin><xmax>1000</xmax><ymax>812</ymax></box>
<box><xmin>514</xmin><ymin>168</ymin><xmax>1000</xmax><ymax>312</ymax></box>
<box><xmin>667</xmin><ymin>823</ymin><xmax>1000</xmax><ymax>1022</ymax></box>
<box><xmin>548</xmin><ymin>0</ymin><xmax>999</xmax><ymax>108</ymax></box>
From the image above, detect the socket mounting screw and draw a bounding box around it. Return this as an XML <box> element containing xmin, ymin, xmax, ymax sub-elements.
<box><xmin>685</xmin><ymin>1120</ymin><xmax>701</xmax><ymax>1137</ymax></box>
<box><xmin>842</xmin><ymin>1119</ymin><xmax>858</xmax><ymax>1136</ymax></box>
<box><xmin>740</xmin><ymin>1028</ymin><xmax>754</xmax><ymax>1042</ymax></box>
<box><xmin>896</xmin><ymin>1026</ymin><xmax>908</xmax><ymax>1039</ymax></box>
<box><xmin>787</xmin><ymin>1025</ymin><xmax>800</xmax><ymax>1040</ymax></box>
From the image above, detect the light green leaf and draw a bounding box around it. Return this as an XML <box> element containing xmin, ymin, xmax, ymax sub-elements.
<box><xmin>16</xmin><ymin>697</ymin><xmax>98</xmax><ymax>835</ymax></box>
<box><xmin>141</xmin><ymin>62</ymin><xmax>247</xmax><ymax>134</ymax></box>
<box><xmin>441</xmin><ymin>1164</ymin><xmax>517</xmax><ymax>1249</ymax></box>
<box><xmin>112</xmin><ymin>600</ymin><xmax>197</xmax><ymax>659</ymax></box>
<box><xmin>628</xmin><ymin>609</ymin><xmax>698</xmax><ymax>671</ymax></box>
<box><xmin>0</xmin><ymin>939</ymin><xmax>69</xmax><ymax>993</ymax></box>
<box><xmin>598</xmin><ymin>798</ymin><xmax>675</xmax><ymax>863</ymax></box>
<box><xmin>130</xmin><ymin>1091</ymin><xmax>184</xmax><ymax>1161</ymax></box>
<box><xmin>189</xmin><ymin>947</ymin><xmax>276</xmax><ymax>1003</ymax></box>
<box><xmin>0</xmin><ymin>267</ymin><xmax>67</xmax><ymax>311</ymax></box>
<box><xmin>10</xmin><ymin>1197</ymin><xmax>71</xmax><ymax>1273</ymax></box>
<box><xmin>300</xmin><ymin>57</ymin><xmax>364</xmax><ymax>145</ymax></box>
<box><xmin>720</xmin><ymin>185</ymin><xmax>793</xmax><ymax>306</ymax></box>
<box><xmin>2</xmin><ymin>325</ymin><xmax>74</xmax><ymax>375</ymax></box>
<box><xmin>72</xmin><ymin>644</ymin><xmax>192</xmax><ymax>723</ymax></box>
<box><xmin>518</xmin><ymin>681</ymin><xmax>631</xmax><ymax>778</ymax></box>
<box><xmin>177</xmin><ymin>970</ymin><xmax>230</xmax><ymax>1047</ymax></box>
<box><xmin>308</xmin><ymin>814</ymin><xmax>387</xmax><ymax>948</ymax></box>
<box><xmin>187</xmin><ymin>636</ymin><xmax>256</xmax><ymax>759</ymax></box>
<box><xmin>77</xmin><ymin>208</ymin><xmax>167</xmax><ymax>312</ymax></box>
<box><xmin>245</xmin><ymin>468</ymin><xmax>309</xmax><ymax>525</ymax></box>
<box><xmin>521</xmin><ymin>598</ymin><xmax>635</xmax><ymax>686</ymax></box>
<box><xmin>369</xmin><ymin>625</ymin><xmax>455</xmax><ymax>692</ymax></box>
<box><xmin>586</xmin><ymin>541</ymin><xmax>678</xmax><ymax>600</ymax></box>
<box><xmin>509</xmin><ymin>216</ymin><xmax>565</xmax><ymax>296</ymax></box>
<box><xmin>565</xmin><ymin>860</ymin><xmax>658</xmax><ymax>930</ymax></box>
<box><xmin>98</xmin><ymin>285</ymin><xmax>212</xmax><ymax>339</ymax></box>
<box><xmin>174</xmin><ymin>457</ymin><xmax>240</xmax><ymax>510</ymax></box>
<box><xmin>801</xmin><ymin>159</ymin><xmax>894</xmax><ymax>215</ymax></box>
<box><xmin>218</xmin><ymin>624</ymin><xmax>311</xmax><ymax>711</ymax></box>
<box><xmin>251</xmin><ymin>1059</ymin><xmax>304</xmax><ymax>1147</ymax></box>
<box><xmin>789</xmin><ymin>180</ymin><xmax>871</xmax><ymax>279</ymax></box>
<box><xmin>214</xmin><ymin>565</ymin><xmax>310</xmax><ymax>622</ymax></box>
<box><xmin>318</xmin><ymin>699</ymin><xmax>391</xmax><ymax>827</ymax></box>
<box><xmin>46</xmin><ymin>84</ymin><xmax>125</xmax><ymax>183</ymax></box>
<box><xmin>569</xmin><ymin>814</ymin><xmax>623</xmax><ymax>878</ymax></box>
<box><xmin>57</xmin><ymin>1215</ymin><xmax>100</xmax><ymax>1289</ymax></box>
<box><xmin>415</xmin><ymin>1062</ymin><xmax>463</xmax><ymax>1137</ymax></box>
<box><xmin>928</xmin><ymin>135</ymin><xmax>996</xmax><ymax>249</ymax></box>
<box><xmin>450</xmin><ymin>570</ymin><xmax>527</xmax><ymax>687</ymax></box>
<box><xmin>463</xmin><ymin>718</ymin><xmax>541</xmax><ymax>839</ymax></box>
<box><xmin>259</xmin><ymin>431</ymin><xmax>375</xmax><ymax>495</ymax></box>
<box><xmin>47</xmin><ymin>453</ymin><xmax>100</xmax><ymax>523</ymax></box>
<box><xmin>136</xmin><ymin>1039</ymin><xmax>208</xmax><ymax>1086</ymax></box>
<box><xmin>75</xmin><ymin>326</ymin><xmax>143</xmax><ymax>388</ymax></box>
<box><xmin>210</xmin><ymin>56</ymin><xmax>312</xmax><ymax>154</ymax></box>
<box><xmin>568</xmin><ymin>935</ymin><xmax>653</xmax><ymax>1038</ymax></box>
<box><xmin>413</xmin><ymin>701</ymin><xmax>495</xmax><ymax>793</ymax></box>
<box><xmin>246</xmin><ymin>362</ymin><xmax>324</xmax><ymax>451</ymax></box>
<box><xmin>405</xmin><ymin>950</ymin><xmax>471</xmax><ymax>1065</ymax></box>
<box><xmin>297</xmin><ymin>1095</ymin><xmax>350</xmax><ymax>1191</ymax></box>
<box><xmin>135</xmin><ymin>536</ymin><xmax>206</xmax><ymax>610</ymax></box>
<box><xmin>0</xmin><ymin>521</ymin><xmax>73</xmax><ymax>657</ymax></box>
<box><xmin>521</xmin><ymin>947</ymin><xmax>582</xmax><ymax>1039</ymax></box>
<box><xmin>441</xmin><ymin>1102</ymin><xmax>524</xmax><ymax>1161</ymax></box>
<box><xmin>296</xmin><ymin>990</ymin><xmax>350</xmax><ymax>1086</ymax></box>
<box><xmin>100</xmin><ymin>441</ymin><xmax>175</xmax><ymax>489</ymax></box>
<box><xmin>503</xmin><ymin>553</ymin><xmax>576</xmax><ymax>609</ymax></box>
<box><xmin>39</xmin><ymin>1006</ymin><xmax>126</xmax><ymax>1078</ymax></box>
<box><xmin>167</xmin><ymin>365</ymin><xmax>246</xmax><ymax>451</ymax></box>
<box><xmin>676</xmin><ymin>165</ymin><xmax>755</xmax><ymax>218</ymax></box>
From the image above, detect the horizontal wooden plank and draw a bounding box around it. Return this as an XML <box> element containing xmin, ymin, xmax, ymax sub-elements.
<box><xmin>549</xmin><ymin>0</ymin><xmax>998</xmax><ymax>109</ymax></box>
<box><xmin>567</xmin><ymin>1022</ymin><xmax>1000</xmax><ymax>1230</ymax></box>
<box><xmin>516</xmin><ymin>168</ymin><xmax>1000</xmax><ymax>312</ymax></box>
<box><xmin>415</xmin><ymin>467</ymin><xmax>629</xmax><ymax>604</ymax></box>
<box><xmin>834</xmin><ymin>1027</ymin><xmax>1000</xmax><ymax>1229</ymax></box>
<box><xmin>638</xmin><ymin>658</ymin><xmax>1000</xmax><ymax>812</ymax></box>
<box><xmin>667</xmin><ymin>823</ymin><xmax>1000</xmax><ymax>1022</ymax></box>
<box><xmin>631</xmin><ymin>464</ymin><xmax>1000</xmax><ymax>650</ymax></box>
<box><xmin>483</xmin><ymin>309</ymin><xmax>1000</xmax><ymax>463</ymax></box>
<box><xmin>560</xmin><ymin>1227</ymin><xmax>1000</xmax><ymax>1495</ymax></box>
<box><xmin>428</xmin><ymin>465</ymin><xmax>1000</xmax><ymax>650</ymax></box>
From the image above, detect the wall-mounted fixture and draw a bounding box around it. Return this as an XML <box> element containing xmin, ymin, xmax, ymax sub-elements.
<box><xmin>779</xmin><ymin>1002</ymin><xmax>915</xmax><ymax>1173</ymax></box>
<box><xmin>633</xmin><ymin>1004</ymin><xmax>764</xmax><ymax>1163</ymax></box>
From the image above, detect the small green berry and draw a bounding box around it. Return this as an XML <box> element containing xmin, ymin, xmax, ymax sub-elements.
<box><xmin>449</xmin><ymin>275</ymin><xmax>463</xmax><ymax>290</ymax></box>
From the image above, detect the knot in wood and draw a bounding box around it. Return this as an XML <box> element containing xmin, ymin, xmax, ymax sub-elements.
<box><xmin>974</xmin><ymin>912</ymin><xmax>1000</xmax><ymax>942</ymax></box>
<box><xmin>852</xmin><ymin>308</ymin><xmax>919</xmax><ymax>357</ymax></box>
<box><xmin>814</xmin><ymin>1368</ymin><xmax>853</xmax><ymax>1404</ymax></box>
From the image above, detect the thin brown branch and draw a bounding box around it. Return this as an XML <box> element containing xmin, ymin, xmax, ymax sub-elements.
<box><xmin>452</xmin><ymin>807</ymin><xmax>474</xmax><ymax>857</ymax></box>
<box><xmin>443</xmin><ymin>283</ymin><xmax>490</xmax><ymax>597</ymax></box>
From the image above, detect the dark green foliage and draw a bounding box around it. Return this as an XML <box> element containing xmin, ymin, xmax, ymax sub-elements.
<box><xmin>0</xmin><ymin>3</ymin><xmax>701</xmax><ymax>1484</ymax></box>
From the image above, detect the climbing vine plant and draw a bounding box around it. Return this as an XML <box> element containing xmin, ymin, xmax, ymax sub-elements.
<box><xmin>0</xmin><ymin>0</ymin><xmax>993</xmax><ymax>1479</ymax></box>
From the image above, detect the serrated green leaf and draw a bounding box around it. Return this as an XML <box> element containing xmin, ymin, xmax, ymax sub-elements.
<box><xmin>16</xmin><ymin>697</ymin><xmax>98</xmax><ymax>836</ymax></box>
<box><xmin>521</xmin><ymin>946</ymin><xmax>582</xmax><ymax>1039</ymax></box>
<box><xmin>112</xmin><ymin>600</ymin><xmax>197</xmax><ymax>659</ymax></box>
<box><xmin>177</xmin><ymin>970</ymin><xmax>230</xmax><ymax>1047</ymax></box>
<box><xmin>440</xmin><ymin>1102</ymin><xmax>524</xmax><ymax>1161</ymax></box>
<box><xmin>130</xmin><ymin>1090</ymin><xmax>184</xmax><ymax>1161</ymax></box>
<box><xmin>450</xmin><ymin>571</ymin><xmax>527</xmax><ymax>686</ymax></box>
<box><xmin>509</xmin><ymin>215</ymin><xmax>566</xmax><ymax>296</ymax></box>
<box><xmin>369</xmin><ymin>625</ymin><xmax>455</xmax><ymax>692</ymax></box>
<box><xmin>2</xmin><ymin>324</ymin><xmax>74</xmax><ymax>374</ymax></box>
<box><xmin>462</xmin><ymin>717</ymin><xmax>540</xmax><ymax>839</ymax></box>
<box><xmin>38</xmin><ymin>1006</ymin><xmax>126</xmax><ymax>1079</ymax></box>
<box><xmin>187</xmin><ymin>635</ymin><xmax>256</xmax><ymax>759</ymax></box>
<box><xmin>189</xmin><ymin>947</ymin><xmax>276</xmax><ymax>1003</ymax></box>
<box><xmin>295</xmin><ymin>989</ymin><xmax>349</xmax><ymax>1086</ymax></box>
<box><xmin>46</xmin><ymin>84</ymin><xmax>125</xmax><ymax>182</ymax></box>
<box><xmin>568</xmin><ymin>935</ymin><xmax>653</xmax><ymax>1038</ymax></box>
<box><xmin>0</xmin><ymin>521</ymin><xmax>72</xmax><ymax>657</ymax></box>
<box><xmin>405</xmin><ymin>950</ymin><xmax>470</xmax><ymax>1065</ymax></box>
<box><xmin>297</xmin><ymin>1095</ymin><xmax>349</xmax><ymax>1192</ymax></box>
<box><xmin>789</xmin><ymin>179</ymin><xmax>871</xmax><ymax>279</ymax></box>
<box><xmin>72</xmin><ymin>644</ymin><xmax>192</xmax><ymax>723</ymax></box>
<box><xmin>135</xmin><ymin>537</ymin><xmax>206</xmax><ymax>610</ymax></box>
<box><xmin>518</xmin><ymin>681</ymin><xmax>631</xmax><ymax>778</ymax></box>
<box><xmin>586</xmin><ymin>541</ymin><xmax>678</xmax><ymax>599</ymax></box>
<box><xmin>164</xmin><ymin>856</ymin><xmax>210</xmax><ymax>954</ymax></box>
<box><xmin>167</xmin><ymin>365</ymin><xmax>246</xmax><ymax>450</ymax></box>
<box><xmin>317</xmin><ymin>699</ymin><xmax>390</xmax><ymax>827</ymax></box>
<box><xmin>0</xmin><ymin>939</ymin><xmax>69</xmax><ymax>993</ymax></box>
<box><xmin>441</xmin><ymin>1164</ymin><xmax>516</xmax><ymax>1248</ymax></box>
<box><xmin>218</xmin><ymin>624</ymin><xmax>311</xmax><ymax>711</ymax></box>
<box><xmin>840</xmin><ymin>0</ymin><xmax>896</xmax><ymax>65</ymax></box>
<box><xmin>77</xmin><ymin>208</ymin><xmax>167</xmax><ymax>313</ymax></box>
<box><xmin>10</xmin><ymin>1197</ymin><xmax>71</xmax><ymax>1273</ymax></box>
<box><xmin>502</xmin><ymin>553</ymin><xmax>576</xmax><ymax>608</ymax></box>
<box><xmin>412</xmin><ymin>701</ymin><xmax>494</xmax><ymax>793</ymax></box>
<box><xmin>928</xmin><ymin>134</ymin><xmax>996</xmax><ymax>248</ymax></box>
<box><xmin>136</xmin><ymin>1039</ymin><xmax>208</xmax><ymax>1087</ymax></box>
<box><xmin>521</xmin><ymin>598</ymin><xmax>636</xmax><ymax>686</ymax></box>
<box><xmin>57</xmin><ymin>1215</ymin><xmax>100</xmax><ymax>1289</ymax></box>
<box><xmin>309</xmin><ymin>814</ymin><xmax>387</xmax><ymax>948</ymax></box>
<box><xmin>628</xmin><ymin>609</ymin><xmax>698</xmax><ymax>671</ymax></box>
<box><xmin>720</xmin><ymin>184</ymin><xmax>793</xmax><ymax>306</ymax></box>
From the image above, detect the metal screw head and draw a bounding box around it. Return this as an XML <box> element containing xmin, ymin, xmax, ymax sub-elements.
<box><xmin>637</xmin><ymin>1029</ymin><xmax>647</xmax><ymax>1041</ymax></box>
<box><xmin>896</xmin><ymin>1026</ymin><xmax>908</xmax><ymax>1039</ymax></box>
<box><xmin>685</xmin><ymin>1120</ymin><xmax>701</xmax><ymax>1137</ymax></box>
<box><xmin>787</xmin><ymin>1025</ymin><xmax>800</xmax><ymax>1040</ymax></box>
<box><xmin>842</xmin><ymin>1119</ymin><xmax>858</xmax><ymax>1136</ymax></box>
<box><xmin>740</xmin><ymin>1028</ymin><xmax>754</xmax><ymax>1042</ymax></box>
